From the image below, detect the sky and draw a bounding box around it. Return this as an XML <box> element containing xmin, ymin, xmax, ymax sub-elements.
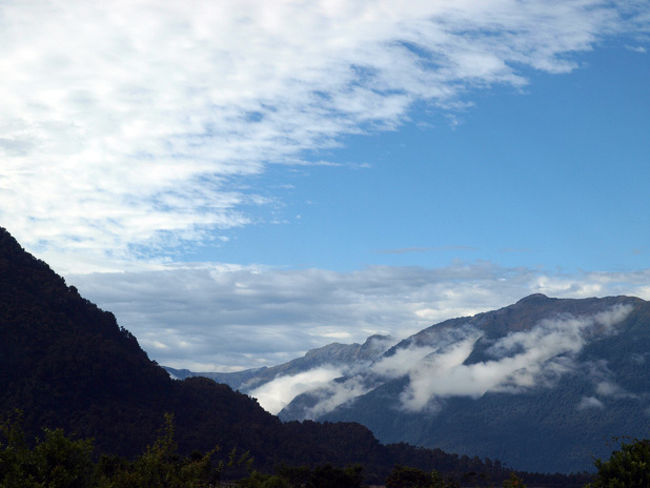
<box><xmin>2</xmin><ymin>0</ymin><xmax>650</xmax><ymax>371</ymax></box>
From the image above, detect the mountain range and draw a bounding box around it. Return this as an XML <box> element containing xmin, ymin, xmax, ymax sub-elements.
<box><xmin>171</xmin><ymin>294</ymin><xmax>650</xmax><ymax>473</ymax></box>
<box><xmin>1</xmin><ymin>225</ymin><xmax>552</xmax><ymax>485</ymax></box>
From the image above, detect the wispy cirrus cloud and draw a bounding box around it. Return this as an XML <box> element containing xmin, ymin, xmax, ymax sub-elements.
<box><xmin>2</xmin><ymin>0</ymin><xmax>648</xmax><ymax>272</ymax></box>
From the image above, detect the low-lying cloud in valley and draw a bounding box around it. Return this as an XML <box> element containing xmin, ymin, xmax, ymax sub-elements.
<box><xmin>399</xmin><ymin>304</ymin><xmax>633</xmax><ymax>412</ymax></box>
<box><xmin>249</xmin><ymin>367</ymin><xmax>344</xmax><ymax>415</ymax></box>
<box><xmin>258</xmin><ymin>304</ymin><xmax>634</xmax><ymax>417</ymax></box>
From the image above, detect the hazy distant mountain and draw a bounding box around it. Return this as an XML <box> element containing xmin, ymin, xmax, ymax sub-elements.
<box><xmin>165</xmin><ymin>334</ymin><xmax>392</xmax><ymax>392</ymax></box>
<box><xmin>271</xmin><ymin>294</ymin><xmax>650</xmax><ymax>473</ymax></box>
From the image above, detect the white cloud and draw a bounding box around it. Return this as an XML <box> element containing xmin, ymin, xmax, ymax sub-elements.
<box><xmin>2</xmin><ymin>0</ymin><xmax>649</xmax><ymax>272</ymax></box>
<box><xmin>298</xmin><ymin>375</ymin><xmax>372</xmax><ymax>419</ymax></box>
<box><xmin>577</xmin><ymin>396</ymin><xmax>605</xmax><ymax>410</ymax></box>
<box><xmin>398</xmin><ymin>304</ymin><xmax>633</xmax><ymax>411</ymax></box>
<box><xmin>371</xmin><ymin>344</ymin><xmax>440</xmax><ymax>380</ymax></box>
<box><xmin>67</xmin><ymin>263</ymin><xmax>649</xmax><ymax>372</ymax></box>
<box><xmin>625</xmin><ymin>44</ymin><xmax>647</xmax><ymax>52</ymax></box>
<box><xmin>269</xmin><ymin>303</ymin><xmax>635</xmax><ymax>417</ymax></box>
<box><xmin>596</xmin><ymin>381</ymin><xmax>623</xmax><ymax>396</ymax></box>
<box><xmin>249</xmin><ymin>366</ymin><xmax>343</xmax><ymax>414</ymax></box>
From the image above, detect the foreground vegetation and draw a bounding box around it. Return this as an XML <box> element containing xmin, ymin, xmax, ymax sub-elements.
<box><xmin>2</xmin><ymin>412</ymin><xmax>646</xmax><ymax>488</ymax></box>
<box><xmin>585</xmin><ymin>438</ymin><xmax>650</xmax><ymax>488</ymax></box>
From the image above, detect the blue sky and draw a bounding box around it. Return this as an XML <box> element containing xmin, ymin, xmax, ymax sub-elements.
<box><xmin>207</xmin><ymin>43</ymin><xmax>650</xmax><ymax>273</ymax></box>
<box><xmin>2</xmin><ymin>1</ymin><xmax>650</xmax><ymax>370</ymax></box>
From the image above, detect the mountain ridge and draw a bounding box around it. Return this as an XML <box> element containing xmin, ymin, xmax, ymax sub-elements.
<box><xmin>165</xmin><ymin>333</ymin><xmax>393</xmax><ymax>392</ymax></box>
<box><xmin>307</xmin><ymin>295</ymin><xmax>650</xmax><ymax>472</ymax></box>
<box><xmin>171</xmin><ymin>290</ymin><xmax>650</xmax><ymax>473</ymax></box>
<box><xmin>0</xmin><ymin>226</ymin><xmax>533</xmax><ymax>484</ymax></box>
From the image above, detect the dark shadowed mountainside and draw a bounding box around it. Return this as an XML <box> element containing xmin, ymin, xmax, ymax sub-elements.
<box><xmin>2</xmin><ymin>226</ymin><xmax>570</xmax><ymax>485</ymax></box>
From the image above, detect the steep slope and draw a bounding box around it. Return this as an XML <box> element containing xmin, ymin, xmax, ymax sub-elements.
<box><xmin>0</xmin><ymin>226</ymin><xmax>278</xmax><ymax>460</ymax></box>
<box><xmin>282</xmin><ymin>294</ymin><xmax>650</xmax><ymax>472</ymax></box>
<box><xmin>0</xmin><ymin>226</ymin><xmax>522</xmax><ymax>483</ymax></box>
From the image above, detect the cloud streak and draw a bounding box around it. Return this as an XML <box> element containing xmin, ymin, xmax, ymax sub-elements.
<box><xmin>2</xmin><ymin>0</ymin><xmax>649</xmax><ymax>271</ymax></box>
<box><xmin>68</xmin><ymin>262</ymin><xmax>650</xmax><ymax>372</ymax></box>
<box><xmin>249</xmin><ymin>366</ymin><xmax>344</xmax><ymax>415</ymax></box>
<box><xmin>399</xmin><ymin>304</ymin><xmax>633</xmax><ymax>411</ymax></box>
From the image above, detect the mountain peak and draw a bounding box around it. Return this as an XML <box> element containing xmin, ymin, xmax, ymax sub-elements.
<box><xmin>0</xmin><ymin>226</ymin><xmax>31</xmax><ymax>261</ymax></box>
<box><xmin>516</xmin><ymin>293</ymin><xmax>551</xmax><ymax>304</ymax></box>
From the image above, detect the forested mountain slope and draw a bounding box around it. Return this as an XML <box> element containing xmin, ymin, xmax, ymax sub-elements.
<box><xmin>286</xmin><ymin>294</ymin><xmax>650</xmax><ymax>472</ymax></box>
<box><xmin>159</xmin><ymin>260</ymin><xmax>650</xmax><ymax>473</ymax></box>
<box><xmin>0</xmin><ymin>226</ymin><xmax>526</xmax><ymax>483</ymax></box>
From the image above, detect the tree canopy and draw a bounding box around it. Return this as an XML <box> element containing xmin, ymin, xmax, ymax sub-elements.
<box><xmin>586</xmin><ymin>438</ymin><xmax>650</xmax><ymax>488</ymax></box>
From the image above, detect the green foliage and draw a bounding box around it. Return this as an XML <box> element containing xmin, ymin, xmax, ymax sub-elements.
<box><xmin>0</xmin><ymin>411</ymin><xmax>38</xmax><ymax>488</ymax></box>
<box><xmin>240</xmin><ymin>464</ymin><xmax>363</xmax><ymax>488</ymax></box>
<box><xmin>385</xmin><ymin>465</ymin><xmax>457</xmax><ymax>488</ymax></box>
<box><xmin>585</xmin><ymin>438</ymin><xmax>650</xmax><ymax>488</ymax></box>
<box><xmin>502</xmin><ymin>472</ymin><xmax>526</xmax><ymax>488</ymax></box>
<box><xmin>0</xmin><ymin>410</ymin><xmax>594</xmax><ymax>488</ymax></box>
<box><xmin>32</xmin><ymin>428</ymin><xmax>96</xmax><ymax>488</ymax></box>
<box><xmin>0</xmin><ymin>413</ymin><xmax>230</xmax><ymax>488</ymax></box>
<box><xmin>0</xmin><ymin>411</ymin><xmax>96</xmax><ymax>488</ymax></box>
<box><xmin>239</xmin><ymin>471</ymin><xmax>290</xmax><ymax>488</ymax></box>
<box><xmin>96</xmin><ymin>413</ymin><xmax>228</xmax><ymax>488</ymax></box>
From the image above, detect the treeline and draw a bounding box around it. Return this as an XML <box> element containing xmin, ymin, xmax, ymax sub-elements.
<box><xmin>9</xmin><ymin>413</ymin><xmax>639</xmax><ymax>488</ymax></box>
<box><xmin>0</xmin><ymin>413</ymin><xmax>421</xmax><ymax>488</ymax></box>
<box><xmin>0</xmin><ymin>412</ymin><xmax>237</xmax><ymax>488</ymax></box>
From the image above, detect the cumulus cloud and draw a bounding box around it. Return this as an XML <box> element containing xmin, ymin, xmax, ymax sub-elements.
<box><xmin>2</xmin><ymin>0</ymin><xmax>649</xmax><ymax>272</ymax></box>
